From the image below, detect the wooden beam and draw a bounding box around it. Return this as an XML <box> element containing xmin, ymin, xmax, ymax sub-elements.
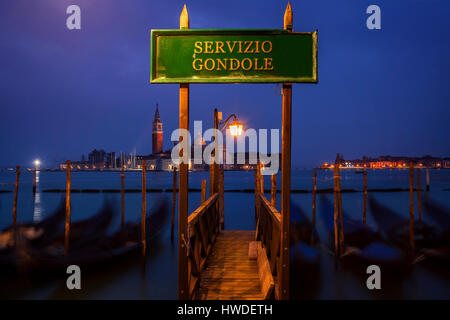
<box><xmin>201</xmin><ymin>179</ymin><xmax>206</xmax><ymax>204</ymax></box>
<box><xmin>280</xmin><ymin>1</ymin><xmax>293</xmax><ymax>300</ymax></box>
<box><xmin>178</xmin><ymin>3</ymin><xmax>190</xmax><ymax>300</ymax></box>
<box><xmin>417</xmin><ymin>168</ymin><xmax>422</xmax><ymax>222</ymax></box>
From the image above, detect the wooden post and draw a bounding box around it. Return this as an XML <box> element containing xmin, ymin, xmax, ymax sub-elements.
<box><xmin>64</xmin><ymin>161</ymin><xmax>71</xmax><ymax>255</ymax></box>
<box><xmin>220</xmin><ymin>168</ymin><xmax>224</xmax><ymax>230</ymax></box>
<box><xmin>12</xmin><ymin>165</ymin><xmax>20</xmax><ymax>226</ymax></box>
<box><xmin>363</xmin><ymin>170</ymin><xmax>367</xmax><ymax>224</ymax></box>
<box><xmin>333</xmin><ymin>164</ymin><xmax>339</xmax><ymax>256</ymax></box>
<box><xmin>426</xmin><ymin>167</ymin><xmax>430</xmax><ymax>191</ymax></box>
<box><xmin>260</xmin><ymin>170</ymin><xmax>264</xmax><ymax>194</ymax></box>
<box><xmin>213</xmin><ymin>108</ymin><xmax>220</xmax><ymax>195</ymax></box>
<box><xmin>209</xmin><ymin>158</ymin><xmax>214</xmax><ymax>196</ymax></box>
<box><xmin>178</xmin><ymin>4</ymin><xmax>190</xmax><ymax>300</ymax></box>
<box><xmin>417</xmin><ymin>168</ymin><xmax>422</xmax><ymax>222</ymax></box>
<box><xmin>121</xmin><ymin>166</ymin><xmax>125</xmax><ymax>230</ymax></box>
<box><xmin>201</xmin><ymin>179</ymin><xmax>206</xmax><ymax>203</ymax></box>
<box><xmin>312</xmin><ymin>170</ymin><xmax>316</xmax><ymax>226</ymax></box>
<box><xmin>172</xmin><ymin>167</ymin><xmax>177</xmax><ymax>236</ymax></box>
<box><xmin>279</xmin><ymin>3</ymin><xmax>292</xmax><ymax>299</ymax></box>
<box><xmin>409</xmin><ymin>162</ymin><xmax>415</xmax><ymax>256</ymax></box>
<box><xmin>271</xmin><ymin>174</ymin><xmax>277</xmax><ymax>207</ymax></box>
<box><xmin>141</xmin><ymin>160</ymin><xmax>147</xmax><ymax>257</ymax></box>
<box><xmin>32</xmin><ymin>169</ymin><xmax>36</xmax><ymax>194</ymax></box>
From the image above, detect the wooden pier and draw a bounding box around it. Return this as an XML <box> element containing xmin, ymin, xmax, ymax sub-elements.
<box><xmin>172</xmin><ymin>3</ymin><xmax>295</xmax><ymax>300</ymax></box>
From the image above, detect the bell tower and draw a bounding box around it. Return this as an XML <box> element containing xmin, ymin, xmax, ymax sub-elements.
<box><xmin>152</xmin><ymin>104</ymin><xmax>163</xmax><ymax>154</ymax></box>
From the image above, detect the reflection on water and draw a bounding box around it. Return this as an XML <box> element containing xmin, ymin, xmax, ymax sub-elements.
<box><xmin>33</xmin><ymin>171</ymin><xmax>42</xmax><ymax>222</ymax></box>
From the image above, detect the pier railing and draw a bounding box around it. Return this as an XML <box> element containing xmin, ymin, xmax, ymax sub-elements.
<box><xmin>186</xmin><ymin>192</ymin><xmax>220</xmax><ymax>299</ymax></box>
<box><xmin>256</xmin><ymin>193</ymin><xmax>281</xmax><ymax>299</ymax></box>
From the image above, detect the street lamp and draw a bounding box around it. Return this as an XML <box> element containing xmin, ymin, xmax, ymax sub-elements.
<box><xmin>215</xmin><ymin>110</ymin><xmax>244</xmax><ymax>135</ymax></box>
<box><xmin>34</xmin><ymin>159</ymin><xmax>41</xmax><ymax>170</ymax></box>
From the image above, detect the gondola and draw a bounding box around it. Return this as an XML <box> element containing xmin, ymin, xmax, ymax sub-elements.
<box><xmin>0</xmin><ymin>200</ymin><xmax>66</xmax><ymax>253</ymax></box>
<box><xmin>369</xmin><ymin>196</ymin><xmax>438</xmax><ymax>255</ymax></box>
<box><xmin>0</xmin><ymin>199</ymin><xmax>169</xmax><ymax>278</ymax></box>
<box><xmin>319</xmin><ymin>195</ymin><xmax>409</xmax><ymax>274</ymax></box>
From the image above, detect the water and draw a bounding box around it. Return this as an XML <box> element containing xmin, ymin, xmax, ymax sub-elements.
<box><xmin>0</xmin><ymin>169</ymin><xmax>449</xmax><ymax>299</ymax></box>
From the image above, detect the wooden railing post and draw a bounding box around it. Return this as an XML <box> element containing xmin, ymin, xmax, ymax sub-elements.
<box><xmin>64</xmin><ymin>161</ymin><xmax>71</xmax><ymax>255</ymax></box>
<box><xmin>12</xmin><ymin>165</ymin><xmax>20</xmax><ymax>226</ymax></box>
<box><xmin>178</xmin><ymin>3</ymin><xmax>190</xmax><ymax>301</ymax></box>
<box><xmin>271</xmin><ymin>174</ymin><xmax>276</xmax><ymax>207</ymax></box>
<box><xmin>201</xmin><ymin>180</ymin><xmax>206</xmax><ymax>203</ymax></box>
<box><xmin>279</xmin><ymin>1</ymin><xmax>293</xmax><ymax>300</ymax></box>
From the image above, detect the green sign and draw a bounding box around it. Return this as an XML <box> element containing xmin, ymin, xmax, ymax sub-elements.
<box><xmin>150</xmin><ymin>29</ymin><xmax>317</xmax><ymax>83</ymax></box>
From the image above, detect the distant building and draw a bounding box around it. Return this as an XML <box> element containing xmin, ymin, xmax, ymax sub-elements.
<box><xmin>88</xmin><ymin>149</ymin><xmax>106</xmax><ymax>169</ymax></box>
<box><xmin>152</xmin><ymin>104</ymin><xmax>163</xmax><ymax>154</ymax></box>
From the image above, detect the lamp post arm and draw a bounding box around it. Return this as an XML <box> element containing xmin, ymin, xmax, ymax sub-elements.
<box><xmin>218</xmin><ymin>114</ymin><xmax>237</xmax><ymax>132</ymax></box>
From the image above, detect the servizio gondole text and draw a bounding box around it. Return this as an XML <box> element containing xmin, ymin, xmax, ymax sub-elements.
<box><xmin>192</xmin><ymin>40</ymin><xmax>274</xmax><ymax>71</ymax></box>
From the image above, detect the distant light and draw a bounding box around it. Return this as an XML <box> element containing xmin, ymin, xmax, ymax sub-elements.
<box><xmin>34</xmin><ymin>159</ymin><xmax>41</xmax><ymax>168</ymax></box>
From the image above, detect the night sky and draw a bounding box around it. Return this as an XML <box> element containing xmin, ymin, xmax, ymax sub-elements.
<box><xmin>1</xmin><ymin>0</ymin><xmax>449</xmax><ymax>168</ymax></box>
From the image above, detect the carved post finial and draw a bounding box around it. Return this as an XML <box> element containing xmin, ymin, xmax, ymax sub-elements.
<box><xmin>180</xmin><ymin>4</ymin><xmax>189</xmax><ymax>29</ymax></box>
<box><xmin>284</xmin><ymin>2</ymin><xmax>293</xmax><ymax>31</ymax></box>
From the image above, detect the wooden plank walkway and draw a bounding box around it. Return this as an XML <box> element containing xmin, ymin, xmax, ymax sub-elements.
<box><xmin>198</xmin><ymin>230</ymin><xmax>264</xmax><ymax>300</ymax></box>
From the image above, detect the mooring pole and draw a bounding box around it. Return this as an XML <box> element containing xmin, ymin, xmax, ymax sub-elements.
<box><xmin>213</xmin><ymin>108</ymin><xmax>220</xmax><ymax>195</ymax></box>
<box><xmin>178</xmin><ymin>4</ymin><xmax>190</xmax><ymax>300</ymax></box>
<box><xmin>121</xmin><ymin>166</ymin><xmax>125</xmax><ymax>230</ymax></box>
<box><xmin>363</xmin><ymin>170</ymin><xmax>367</xmax><ymax>224</ymax></box>
<box><xmin>141</xmin><ymin>160</ymin><xmax>147</xmax><ymax>257</ymax></box>
<box><xmin>64</xmin><ymin>161</ymin><xmax>71</xmax><ymax>255</ymax></box>
<box><xmin>255</xmin><ymin>162</ymin><xmax>260</xmax><ymax>220</ymax></box>
<box><xmin>409</xmin><ymin>162</ymin><xmax>415</xmax><ymax>257</ymax></box>
<box><xmin>32</xmin><ymin>169</ymin><xmax>36</xmax><ymax>194</ymax></box>
<box><xmin>12</xmin><ymin>165</ymin><xmax>20</xmax><ymax>226</ymax></box>
<box><xmin>417</xmin><ymin>168</ymin><xmax>422</xmax><ymax>222</ymax></box>
<box><xmin>337</xmin><ymin>164</ymin><xmax>344</xmax><ymax>254</ymax></box>
<box><xmin>333</xmin><ymin>163</ymin><xmax>339</xmax><ymax>256</ymax></box>
<box><xmin>279</xmin><ymin>2</ymin><xmax>292</xmax><ymax>300</ymax></box>
<box><xmin>426</xmin><ymin>167</ymin><xmax>430</xmax><ymax>191</ymax></box>
<box><xmin>171</xmin><ymin>166</ymin><xmax>177</xmax><ymax>238</ymax></box>
<box><xmin>220</xmin><ymin>168</ymin><xmax>224</xmax><ymax>230</ymax></box>
<box><xmin>312</xmin><ymin>170</ymin><xmax>316</xmax><ymax>226</ymax></box>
